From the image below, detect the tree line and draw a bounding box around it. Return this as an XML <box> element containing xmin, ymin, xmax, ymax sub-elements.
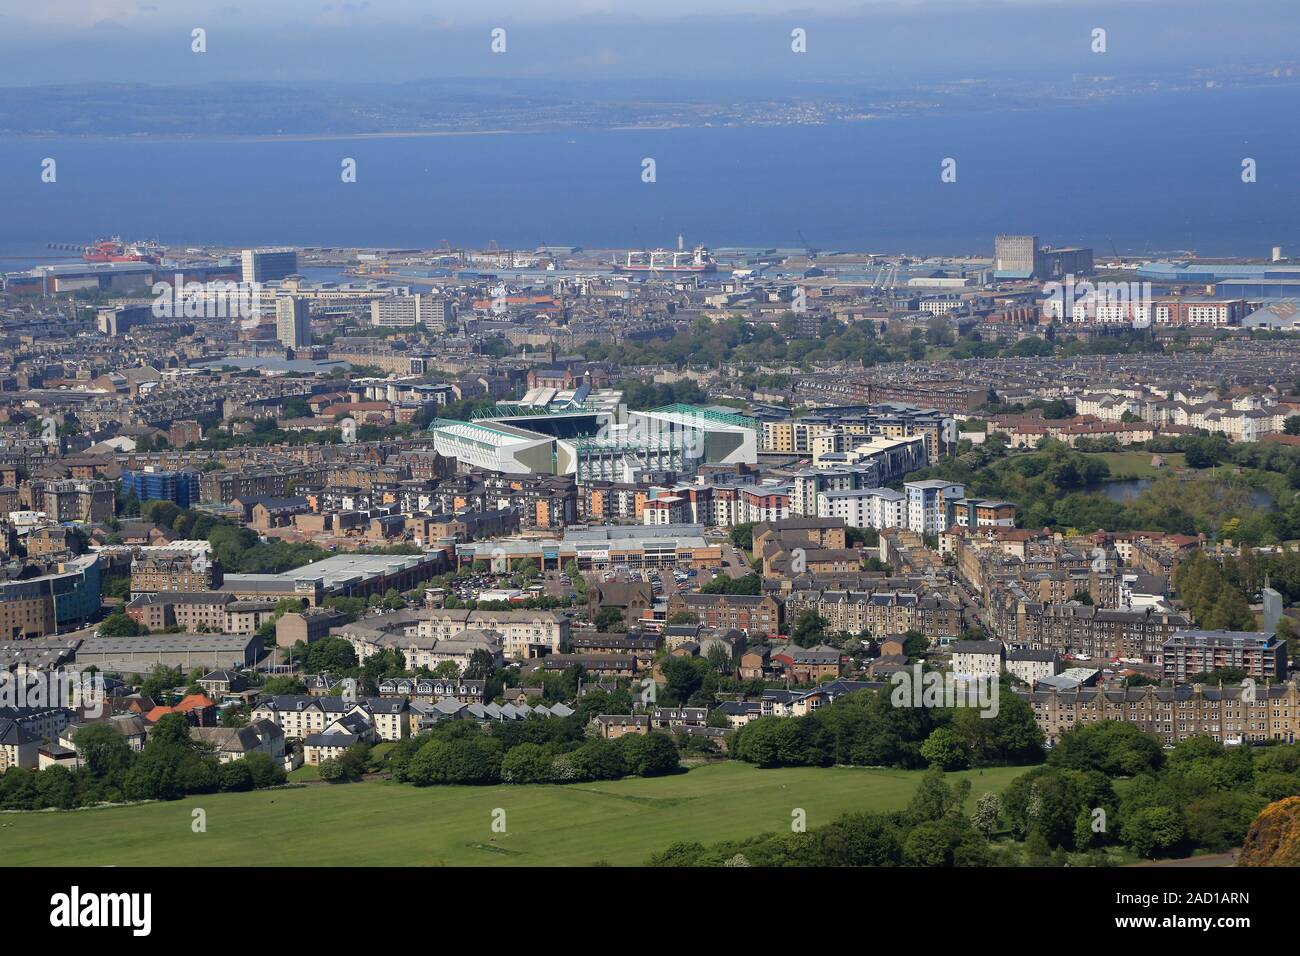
<box><xmin>369</xmin><ymin>716</ymin><xmax>681</xmax><ymax>786</ymax></box>
<box><xmin>0</xmin><ymin>713</ymin><xmax>285</xmax><ymax>810</ymax></box>
<box><xmin>653</xmin><ymin>721</ymin><xmax>1300</xmax><ymax>866</ymax></box>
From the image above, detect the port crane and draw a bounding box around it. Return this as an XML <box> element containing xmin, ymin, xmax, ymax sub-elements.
<box><xmin>870</xmin><ymin>260</ymin><xmax>900</xmax><ymax>292</ymax></box>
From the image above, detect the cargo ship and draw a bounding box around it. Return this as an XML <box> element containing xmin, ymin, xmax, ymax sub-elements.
<box><xmin>82</xmin><ymin>237</ymin><xmax>166</xmax><ymax>264</ymax></box>
<box><xmin>612</xmin><ymin>245</ymin><xmax>717</xmax><ymax>274</ymax></box>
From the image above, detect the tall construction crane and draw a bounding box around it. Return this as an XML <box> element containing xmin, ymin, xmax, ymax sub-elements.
<box><xmin>798</xmin><ymin>229</ymin><xmax>820</xmax><ymax>260</ymax></box>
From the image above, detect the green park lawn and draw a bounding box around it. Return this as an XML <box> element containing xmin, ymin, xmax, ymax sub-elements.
<box><xmin>1082</xmin><ymin>450</ymin><xmax>1186</xmax><ymax>479</ymax></box>
<box><xmin>0</xmin><ymin>761</ymin><xmax>1029</xmax><ymax>867</ymax></box>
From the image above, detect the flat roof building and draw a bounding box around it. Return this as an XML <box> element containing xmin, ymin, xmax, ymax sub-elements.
<box><xmin>220</xmin><ymin>549</ymin><xmax>448</xmax><ymax>605</ymax></box>
<box><xmin>1162</xmin><ymin>629</ymin><xmax>1287</xmax><ymax>682</ymax></box>
<box><xmin>76</xmin><ymin>633</ymin><xmax>262</xmax><ymax>674</ymax></box>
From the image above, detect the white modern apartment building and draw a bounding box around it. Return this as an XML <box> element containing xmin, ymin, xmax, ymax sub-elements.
<box><xmin>790</xmin><ymin>462</ymin><xmax>881</xmax><ymax>516</ymax></box>
<box><xmin>816</xmin><ymin>486</ymin><xmax>906</xmax><ymax>530</ymax></box>
<box><xmin>904</xmin><ymin>479</ymin><xmax>965</xmax><ymax>535</ymax></box>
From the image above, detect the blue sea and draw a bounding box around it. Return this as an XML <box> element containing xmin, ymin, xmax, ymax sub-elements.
<box><xmin>1</xmin><ymin>86</ymin><xmax>1298</xmax><ymax>259</ymax></box>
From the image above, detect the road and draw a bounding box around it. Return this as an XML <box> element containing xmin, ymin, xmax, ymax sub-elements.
<box><xmin>1131</xmin><ymin>851</ymin><xmax>1238</xmax><ymax>867</ymax></box>
<box><xmin>722</xmin><ymin>544</ymin><xmax>752</xmax><ymax>579</ymax></box>
<box><xmin>951</xmin><ymin>572</ymin><xmax>1000</xmax><ymax>635</ymax></box>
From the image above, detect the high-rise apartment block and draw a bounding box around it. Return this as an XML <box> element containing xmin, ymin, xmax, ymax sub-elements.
<box><xmin>275</xmin><ymin>295</ymin><xmax>311</xmax><ymax>349</ymax></box>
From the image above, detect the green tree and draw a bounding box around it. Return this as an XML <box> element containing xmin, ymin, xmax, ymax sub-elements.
<box><xmin>242</xmin><ymin>751</ymin><xmax>287</xmax><ymax>789</ymax></box>
<box><xmin>571</xmin><ymin>738</ymin><xmax>628</xmax><ymax>780</ymax></box>
<box><xmin>659</xmin><ymin>656</ymin><xmax>708</xmax><ymax>707</ymax></box>
<box><xmin>72</xmin><ymin>722</ymin><xmax>134</xmax><ymax>788</ymax></box>
<box><xmin>406</xmin><ymin>736</ymin><xmax>502</xmax><ymax>785</ymax></box>
<box><xmin>972</xmin><ymin>791</ymin><xmax>1001</xmax><ymax>837</ymax></box>
<box><xmin>463</xmin><ymin>649</ymin><xmax>497</xmax><ymax>681</ymax></box>
<box><xmin>1048</xmin><ymin>721</ymin><xmax>1163</xmax><ymax>777</ymax></box>
<box><xmin>262</xmin><ymin>676</ymin><xmax>308</xmax><ymax>695</ymax></box>
<box><xmin>500</xmin><ymin>743</ymin><xmax>553</xmax><ymax>784</ymax></box>
<box><xmin>1122</xmin><ymin>806</ymin><xmax>1185</xmax><ymax>859</ymax></box>
<box><xmin>98</xmin><ymin>611</ymin><xmax>143</xmax><ymax>637</ymax></box>
<box><xmin>620</xmin><ymin>732</ymin><xmax>680</xmax><ymax>777</ymax></box>
<box><xmin>303</xmin><ymin>637</ymin><xmax>357</xmax><ymax>674</ymax></box>
<box><xmin>218</xmin><ymin>759</ymin><xmax>255</xmax><ymax>792</ymax></box>
<box><xmin>698</xmin><ymin>573</ymin><xmax>761</xmax><ymax>596</ymax></box>
<box><xmin>35</xmin><ymin>765</ymin><xmax>78</xmax><ymax>809</ymax></box>
<box><xmin>593</xmin><ymin>606</ymin><xmax>625</xmax><ymax>632</ymax></box>
<box><xmin>140</xmin><ymin>665</ymin><xmax>184</xmax><ymax>702</ymax></box>
<box><xmin>790</xmin><ymin>610</ymin><xmax>828</xmax><ymax>648</ymax></box>
<box><xmin>921</xmin><ymin>727</ymin><xmax>970</xmax><ymax>771</ymax></box>
<box><xmin>729</xmin><ymin>523</ymin><xmax>755</xmax><ymax>551</ymax></box>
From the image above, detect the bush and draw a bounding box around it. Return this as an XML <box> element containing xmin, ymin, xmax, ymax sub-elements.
<box><xmin>620</xmin><ymin>733</ymin><xmax>680</xmax><ymax>777</ymax></box>
<box><xmin>732</xmin><ymin>715</ymin><xmax>827</xmax><ymax>768</ymax></box>
<box><xmin>33</xmin><ymin>765</ymin><xmax>77</xmax><ymax>810</ymax></box>
<box><xmin>570</xmin><ymin>738</ymin><xmax>626</xmax><ymax>781</ymax></box>
<box><xmin>1181</xmin><ymin>791</ymin><xmax>1267</xmax><ymax>852</ymax></box>
<box><xmin>218</xmin><ymin>759</ymin><xmax>255</xmax><ymax>792</ymax></box>
<box><xmin>1254</xmin><ymin>772</ymin><xmax>1300</xmax><ymax>802</ymax></box>
<box><xmin>243</xmin><ymin>752</ymin><xmax>287</xmax><ymax>789</ymax></box>
<box><xmin>318</xmin><ymin>743</ymin><xmax>369</xmax><ymax>783</ymax></box>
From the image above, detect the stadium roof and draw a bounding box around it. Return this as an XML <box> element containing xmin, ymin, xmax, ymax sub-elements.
<box><xmin>647</xmin><ymin>403</ymin><xmax>757</xmax><ymax>428</ymax></box>
<box><xmin>428</xmin><ymin>418</ymin><xmax>549</xmax><ymax>446</ymax></box>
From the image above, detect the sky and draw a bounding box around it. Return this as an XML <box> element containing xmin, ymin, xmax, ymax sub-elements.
<box><xmin>0</xmin><ymin>0</ymin><xmax>1296</xmax><ymax>85</ymax></box>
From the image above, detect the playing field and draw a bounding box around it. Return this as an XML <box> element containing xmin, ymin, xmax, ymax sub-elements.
<box><xmin>1</xmin><ymin>762</ymin><xmax>1030</xmax><ymax>867</ymax></box>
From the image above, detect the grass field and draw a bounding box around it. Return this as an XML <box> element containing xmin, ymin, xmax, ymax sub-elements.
<box><xmin>1</xmin><ymin>762</ymin><xmax>1030</xmax><ymax>867</ymax></box>
<box><xmin>1082</xmin><ymin>450</ymin><xmax>1186</xmax><ymax>479</ymax></box>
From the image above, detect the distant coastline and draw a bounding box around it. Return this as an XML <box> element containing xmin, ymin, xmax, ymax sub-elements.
<box><xmin>0</xmin><ymin>128</ymin><xmax>530</xmax><ymax>144</ymax></box>
<box><xmin>4</xmin><ymin>75</ymin><xmax>1299</xmax><ymax>142</ymax></box>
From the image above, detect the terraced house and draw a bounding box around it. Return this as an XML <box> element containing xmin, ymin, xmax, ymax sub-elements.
<box><xmin>377</xmin><ymin>676</ymin><xmax>487</xmax><ymax>703</ymax></box>
<box><xmin>1019</xmin><ymin>679</ymin><xmax>1300</xmax><ymax>747</ymax></box>
<box><xmin>783</xmin><ymin>588</ymin><xmax>961</xmax><ymax>640</ymax></box>
<box><xmin>998</xmin><ymin>602</ymin><xmax>1191</xmax><ymax>663</ymax></box>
